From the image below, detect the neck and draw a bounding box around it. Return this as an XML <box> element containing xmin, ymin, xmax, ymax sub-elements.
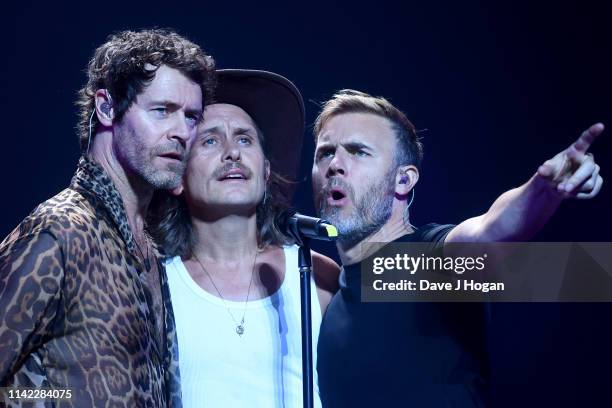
<box><xmin>190</xmin><ymin>210</ymin><xmax>260</xmax><ymax>262</ymax></box>
<box><xmin>337</xmin><ymin>204</ymin><xmax>414</xmax><ymax>266</ymax></box>
<box><xmin>89</xmin><ymin>132</ymin><xmax>153</xmax><ymax>240</ymax></box>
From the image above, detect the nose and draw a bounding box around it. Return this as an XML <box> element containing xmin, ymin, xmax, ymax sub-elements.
<box><xmin>222</xmin><ymin>140</ymin><xmax>241</xmax><ymax>162</ymax></box>
<box><xmin>168</xmin><ymin>113</ymin><xmax>191</xmax><ymax>148</ymax></box>
<box><xmin>326</xmin><ymin>153</ymin><xmax>346</xmax><ymax>178</ymax></box>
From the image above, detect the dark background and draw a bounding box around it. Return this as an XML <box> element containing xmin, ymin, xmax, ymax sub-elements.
<box><xmin>4</xmin><ymin>0</ymin><xmax>611</xmax><ymax>406</ymax></box>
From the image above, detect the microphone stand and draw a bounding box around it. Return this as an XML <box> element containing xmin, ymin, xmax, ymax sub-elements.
<box><xmin>297</xmin><ymin>237</ymin><xmax>314</xmax><ymax>408</ymax></box>
<box><xmin>282</xmin><ymin>210</ymin><xmax>337</xmax><ymax>408</ymax></box>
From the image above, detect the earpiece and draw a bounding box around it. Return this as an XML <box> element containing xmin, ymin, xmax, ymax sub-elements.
<box><xmin>86</xmin><ymin>92</ymin><xmax>113</xmax><ymax>155</ymax></box>
<box><xmin>101</xmin><ymin>102</ymin><xmax>112</xmax><ymax>116</ymax></box>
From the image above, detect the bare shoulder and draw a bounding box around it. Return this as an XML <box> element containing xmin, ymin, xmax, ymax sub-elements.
<box><xmin>311</xmin><ymin>250</ymin><xmax>340</xmax><ymax>294</ymax></box>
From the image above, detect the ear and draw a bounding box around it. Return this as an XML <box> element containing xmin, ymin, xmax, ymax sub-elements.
<box><xmin>395</xmin><ymin>165</ymin><xmax>419</xmax><ymax>198</ymax></box>
<box><xmin>264</xmin><ymin>159</ymin><xmax>271</xmax><ymax>182</ymax></box>
<box><xmin>94</xmin><ymin>89</ymin><xmax>114</xmax><ymax>126</ymax></box>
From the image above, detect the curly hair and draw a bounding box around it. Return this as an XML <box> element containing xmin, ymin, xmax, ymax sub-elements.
<box><xmin>75</xmin><ymin>29</ymin><xmax>216</xmax><ymax>152</ymax></box>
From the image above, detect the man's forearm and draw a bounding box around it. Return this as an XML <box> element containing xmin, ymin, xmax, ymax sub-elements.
<box><xmin>479</xmin><ymin>174</ymin><xmax>563</xmax><ymax>241</ymax></box>
<box><xmin>447</xmin><ymin>174</ymin><xmax>563</xmax><ymax>243</ymax></box>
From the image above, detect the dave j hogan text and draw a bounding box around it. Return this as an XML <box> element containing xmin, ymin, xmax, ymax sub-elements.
<box><xmin>372</xmin><ymin>279</ymin><xmax>505</xmax><ymax>293</ymax></box>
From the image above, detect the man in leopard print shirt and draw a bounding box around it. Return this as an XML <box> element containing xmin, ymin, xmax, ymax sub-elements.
<box><xmin>0</xmin><ymin>29</ymin><xmax>215</xmax><ymax>407</ymax></box>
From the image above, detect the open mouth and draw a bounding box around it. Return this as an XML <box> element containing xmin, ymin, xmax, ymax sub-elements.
<box><xmin>219</xmin><ymin>170</ymin><xmax>248</xmax><ymax>181</ymax></box>
<box><xmin>327</xmin><ymin>187</ymin><xmax>348</xmax><ymax>205</ymax></box>
<box><xmin>331</xmin><ymin>189</ymin><xmax>346</xmax><ymax>201</ymax></box>
<box><xmin>159</xmin><ymin>152</ymin><xmax>183</xmax><ymax>161</ymax></box>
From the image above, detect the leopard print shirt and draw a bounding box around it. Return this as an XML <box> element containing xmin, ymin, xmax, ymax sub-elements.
<box><xmin>0</xmin><ymin>158</ymin><xmax>182</xmax><ymax>407</ymax></box>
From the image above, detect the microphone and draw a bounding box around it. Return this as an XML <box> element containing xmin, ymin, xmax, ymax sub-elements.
<box><xmin>279</xmin><ymin>210</ymin><xmax>338</xmax><ymax>242</ymax></box>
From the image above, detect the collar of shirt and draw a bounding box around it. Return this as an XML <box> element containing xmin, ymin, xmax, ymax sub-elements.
<box><xmin>69</xmin><ymin>156</ymin><xmax>139</xmax><ymax>254</ymax></box>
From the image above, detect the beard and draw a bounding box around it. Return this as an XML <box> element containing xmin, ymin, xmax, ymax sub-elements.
<box><xmin>316</xmin><ymin>166</ymin><xmax>396</xmax><ymax>247</ymax></box>
<box><xmin>145</xmin><ymin>144</ymin><xmax>187</xmax><ymax>189</ymax></box>
<box><xmin>115</xmin><ymin>127</ymin><xmax>186</xmax><ymax>190</ymax></box>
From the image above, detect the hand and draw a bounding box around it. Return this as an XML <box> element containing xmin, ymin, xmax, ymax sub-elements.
<box><xmin>536</xmin><ymin>123</ymin><xmax>604</xmax><ymax>199</ymax></box>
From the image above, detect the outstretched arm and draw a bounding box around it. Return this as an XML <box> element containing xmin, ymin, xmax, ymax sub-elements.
<box><xmin>446</xmin><ymin>123</ymin><xmax>604</xmax><ymax>243</ymax></box>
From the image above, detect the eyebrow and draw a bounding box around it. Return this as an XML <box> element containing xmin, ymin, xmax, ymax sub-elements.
<box><xmin>314</xmin><ymin>142</ymin><xmax>334</xmax><ymax>153</ymax></box>
<box><xmin>342</xmin><ymin>141</ymin><xmax>372</xmax><ymax>151</ymax></box>
<box><xmin>200</xmin><ymin>125</ymin><xmax>257</xmax><ymax>135</ymax></box>
<box><xmin>232</xmin><ymin>127</ymin><xmax>257</xmax><ymax>135</ymax></box>
<box><xmin>149</xmin><ymin>100</ymin><xmax>203</xmax><ymax>115</ymax></box>
<box><xmin>187</xmin><ymin>107</ymin><xmax>204</xmax><ymax>118</ymax></box>
<box><xmin>316</xmin><ymin>140</ymin><xmax>373</xmax><ymax>151</ymax></box>
<box><xmin>149</xmin><ymin>100</ymin><xmax>179</xmax><ymax>108</ymax></box>
<box><xmin>201</xmin><ymin>126</ymin><xmax>258</xmax><ymax>137</ymax></box>
<box><xmin>201</xmin><ymin>125</ymin><xmax>222</xmax><ymax>135</ymax></box>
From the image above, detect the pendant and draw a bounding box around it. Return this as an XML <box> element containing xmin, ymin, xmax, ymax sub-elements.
<box><xmin>236</xmin><ymin>318</ymin><xmax>245</xmax><ymax>336</ymax></box>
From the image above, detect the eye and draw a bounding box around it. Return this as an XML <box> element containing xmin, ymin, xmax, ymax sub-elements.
<box><xmin>237</xmin><ymin>136</ymin><xmax>252</xmax><ymax>145</ymax></box>
<box><xmin>152</xmin><ymin>107</ymin><xmax>168</xmax><ymax>118</ymax></box>
<box><xmin>185</xmin><ymin>113</ymin><xmax>201</xmax><ymax>127</ymax></box>
<box><xmin>202</xmin><ymin>137</ymin><xmax>218</xmax><ymax>146</ymax></box>
<box><xmin>316</xmin><ymin>149</ymin><xmax>334</xmax><ymax>161</ymax></box>
<box><xmin>354</xmin><ymin>149</ymin><xmax>369</xmax><ymax>157</ymax></box>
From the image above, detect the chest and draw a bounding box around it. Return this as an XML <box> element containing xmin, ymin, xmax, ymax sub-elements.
<box><xmin>56</xmin><ymin>221</ymin><xmax>167</xmax><ymax>365</ymax></box>
<box><xmin>187</xmin><ymin>248</ymin><xmax>287</xmax><ymax>301</ymax></box>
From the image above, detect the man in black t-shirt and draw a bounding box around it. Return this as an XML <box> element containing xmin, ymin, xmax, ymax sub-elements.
<box><xmin>310</xmin><ymin>90</ymin><xmax>604</xmax><ymax>407</ymax></box>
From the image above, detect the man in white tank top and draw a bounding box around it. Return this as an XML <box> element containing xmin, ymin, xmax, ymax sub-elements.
<box><xmin>148</xmin><ymin>70</ymin><xmax>340</xmax><ymax>407</ymax></box>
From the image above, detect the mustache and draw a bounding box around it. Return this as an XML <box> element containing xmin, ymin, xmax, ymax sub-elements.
<box><xmin>212</xmin><ymin>162</ymin><xmax>253</xmax><ymax>179</ymax></box>
<box><xmin>153</xmin><ymin>142</ymin><xmax>186</xmax><ymax>159</ymax></box>
<box><xmin>319</xmin><ymin>177</ymin><xmax>355</xmax><ymax>202</ymax></box>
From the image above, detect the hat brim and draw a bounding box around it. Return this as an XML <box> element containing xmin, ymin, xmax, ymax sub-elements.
<box><xmin>212</xmin><ymin>69</ymin><xmax>304</xmax><ymax>185</ymax></box>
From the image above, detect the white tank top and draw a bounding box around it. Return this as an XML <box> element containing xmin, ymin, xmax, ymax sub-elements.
<box><xmin>165</xmin><ymin>245</ymin><xmax>323</xmax><ymax>408</ymax></box>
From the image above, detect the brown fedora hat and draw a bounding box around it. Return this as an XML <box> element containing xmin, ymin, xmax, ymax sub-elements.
<box><xmin>211</xmin><ymin>69</ymin><xmax>305</xmax><ymax>183</ymax></box>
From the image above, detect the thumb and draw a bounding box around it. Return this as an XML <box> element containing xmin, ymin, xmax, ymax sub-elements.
<box><xmin>537</xmin><ymin>162</ymin><xmax>555</xmax><ymax>179</ymax></box>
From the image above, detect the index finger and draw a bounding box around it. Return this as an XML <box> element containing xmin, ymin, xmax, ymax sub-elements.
<box><xmin>570</xmin><ymin>123</ymin><xmax>604</xmax><ymax>154</ymax></box>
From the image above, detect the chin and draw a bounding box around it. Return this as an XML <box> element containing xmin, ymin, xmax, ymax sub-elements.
<box><xmin>146</xmin><ymin>170</ymin><xmax>182</xmax><ymax>190</ymax></box>
<box><xmin>321</xmin><ymin>203</ymin><xmax>352</xmax><ymax>219</ymax></box>
<box><xmin>212</xmin><ymin>189</ymin><xmax>252</xmax><ymax>202</ymax></box>
<box><xmin>222</xmin><ymin>197</ymin><xmax>257</xmax><ymax>206</ymax></box>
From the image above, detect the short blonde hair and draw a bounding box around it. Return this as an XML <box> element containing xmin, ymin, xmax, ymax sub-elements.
<box><xmin>314</xmin><ymin>89</ymin><xmax>423</xmax><ymax>168</ymax></box>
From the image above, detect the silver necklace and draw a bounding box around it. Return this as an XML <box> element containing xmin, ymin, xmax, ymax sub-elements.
<box><xmin>192</xmin><ymin>250</ymin><xmax>258</xmax><ymax>337</ymax></box>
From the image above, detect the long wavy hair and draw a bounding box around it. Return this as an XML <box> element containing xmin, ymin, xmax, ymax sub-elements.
<box><xmin>147</xmin><ymin>151</ymin><xmax>296</xmax><ymax>259</ymax></box>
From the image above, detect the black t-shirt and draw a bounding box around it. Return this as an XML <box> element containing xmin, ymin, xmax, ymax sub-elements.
<box><xmin>317</xmin><ymin>224</ymin><xmax>489</xmax><ymax>407</ymax></box>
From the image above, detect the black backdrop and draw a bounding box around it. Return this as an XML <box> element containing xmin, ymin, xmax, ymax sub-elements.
<box><xmin>3</xmin><ymin>1</ymin><xmax>611</xmax><ymax>406</ymax></box>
